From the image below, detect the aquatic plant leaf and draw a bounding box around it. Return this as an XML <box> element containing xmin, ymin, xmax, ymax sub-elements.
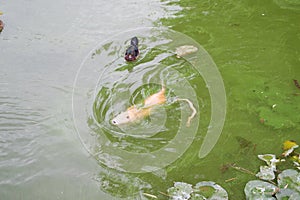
<box><xmin>257</xmin><ymin>154</ymin><xmax>276</xmax><ymax>164</ymax></box>
<box><xmin>244</xmin><ymin>180</ymin><xmax>277</xmax><ymax>200</ymax></box>
<box><xmin>289</xmin><ymin>192</ymin><xmax>300</xmax><ymax>200</ymax></box>
<box><xmin>189</xmin><ymin>194</ymin><xmax>205</xmax><ymax>200</ymax></box>
<box><xmin>167</xmin><ymin>181</ymin><xmax>228</xmax><ymax>200</ymax></box>
<box><xmin>275</xmin><ymin>188</ymin><xmax>300</xmax><ymax>200</ymax></box>
<box><xmin>292</xmin><ymin>155</ymin><xmax>300</xmax><ymax>170</ymax></box>
<box><xmin>256</xmin><ymin>166</ymin><xmax>276</xmax><ymax>181</ymax></box>
<box><xmin>277</xmin><ymin>169</ymin><xmax>300</xmax><ymax>194</ymax></box>
<box><xmin>193</xmin><ymin>181</ymin><xmax>228</xmax><ymax>200</ymax></box>
<box><xmin>283</xmin><ymin>148</ymin><xmax>298</xmax><ymax>157</ymax></box>
<box><xmin>167</xmin><ymin>182</ymin><xmax>193</xmax><ymax>200</ymax></box>
<box><xmin>283</xmin><ymin>140</ymin><xmax>299</xmax><ymax>151</ymax></box>
<box><xmin>282</xmin><ymin>141</ymin><xmax>299</xmax><ymax>157</ymax></box>
<box><xmin>258</xmin><ymin>154</ymin><xmax>279</xmax><ymax>172</ymax></box>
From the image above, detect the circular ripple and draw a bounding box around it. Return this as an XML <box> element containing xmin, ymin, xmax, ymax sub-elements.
<box><xmin>72</xmin><ymin>27</ymin><xmax>226</xmax><ymax>173</ymax></box>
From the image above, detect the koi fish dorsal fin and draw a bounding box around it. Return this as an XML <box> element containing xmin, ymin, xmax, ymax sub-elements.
<box><xmin>161</xmin><ymin>81</ymin><xmax>166</xmax><ymax>93</ymax></box>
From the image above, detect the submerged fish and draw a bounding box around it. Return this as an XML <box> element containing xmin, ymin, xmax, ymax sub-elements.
<box><xmin>111</xmin><ymin>84</ymin><xmax>197</xmax><ymax>127</ymax></box>
<box><xmin>175</xmin><ymin>45</ymin><xmax>198</xmax><ymax>58</ymax></box>
<box><xmin>111</xmin><ymin>85</ymin><xmax>166</xmax><ymax>125</ymax></box>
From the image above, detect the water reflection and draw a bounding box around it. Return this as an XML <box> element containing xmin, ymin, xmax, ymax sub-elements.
<box><xmin>0</xmin><ymin>0</ymin><xmax>182</xmax><ymax>199</ymax></box>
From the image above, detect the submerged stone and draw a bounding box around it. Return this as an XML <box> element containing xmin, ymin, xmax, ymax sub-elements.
<box><xmin>175</xmin><ymin>45</ymin><xmax>198</xmax><ymax>58</ymax></box>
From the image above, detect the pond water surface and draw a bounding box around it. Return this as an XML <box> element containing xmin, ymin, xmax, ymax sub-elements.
<box><xmin>1</xmin><ymin>0</ymin><xmax>300</xmax><ymax>199</ymax></box>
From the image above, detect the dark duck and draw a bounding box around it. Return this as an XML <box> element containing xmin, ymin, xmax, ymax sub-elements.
<box><xmin>125</xmin><ymin>37</ymin><xmax>139</xmax><ymax>61</ymax></box>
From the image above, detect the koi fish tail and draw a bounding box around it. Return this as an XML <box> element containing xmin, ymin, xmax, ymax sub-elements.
<box><xmin>160</xmin><ymin>80</ymin><xmax>166</xmax><ymax>93</ymax></box>
<box><xmin>175</xmin><ymin>98</ymin><xmax>197</xmax><ymax>127</ymax></box>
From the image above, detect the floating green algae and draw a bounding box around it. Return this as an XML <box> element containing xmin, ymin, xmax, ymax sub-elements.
<box><xmin>159</xmin><ymin>0</ymin><xmax>300</xmax><ymax>199</ymax></box>
<box><xmin>161</xmin><ymin>0</ymin><xmax>300</xmax><ymax>131</ymax></box>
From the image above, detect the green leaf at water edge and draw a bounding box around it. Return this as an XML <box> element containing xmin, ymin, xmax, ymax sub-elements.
<box><xmin>244</xmin><ymin>180</ymin><xmax>277</xmax><ymax>200</ymax></box>
<box><xmin>258</xmin><ymin>154</ymin><xmax>279</xmax><ymax>172</ymax></box>
<box><xmin>256</xmin><ymin>166</ymin><xmax>276</xmax><ymax>181</ymax></box>
<box><xmin>275</xmin><ymin>188</ymin><xmax>300</xmax><ymax>200</ymax></box>
<box><xmin>277</xmin><ymin>169</ymin><xmax>300</xmax><ymax>194</ymax></box>
<box><xmin>167</xmin><ymin>182</ymin><xmax>193</xmax><ymax>200</ymax></box>
<box><xmin>167</xmin><ymin>181</ymin><xmax>228</xmax><ymax>200</ymax></box>
<box><xmin>193</xmin><ymin>181</ymin><xmax>228</xmax><ymax>200</ymax></box>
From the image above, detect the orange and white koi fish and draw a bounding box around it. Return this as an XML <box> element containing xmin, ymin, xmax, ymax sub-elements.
<box><xmin>111</xmin><ymin>84</ymin><xmax>196</xmax><ymax>127</ymax></box>
<box><xmin>111</xmin><ymin>85</ymin><xmax>166</xmax><ymax>125</ymax></box>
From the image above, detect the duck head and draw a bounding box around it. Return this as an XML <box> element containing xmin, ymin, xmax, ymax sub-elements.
<box><xmin>125</xmin><ymin>45</ymin><xmax>139</xmax><ymax>61</ymax></box>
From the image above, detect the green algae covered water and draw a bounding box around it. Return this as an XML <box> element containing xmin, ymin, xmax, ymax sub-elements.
<box><xmin>157</xmin><ymin>0</ymin><xmax>300</xmax><ymax>198</ymax></box>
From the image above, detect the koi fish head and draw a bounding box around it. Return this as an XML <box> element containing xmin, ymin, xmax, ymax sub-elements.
<box><xmin>111</xmin><ymin>110</ymin><xmax>131</xmax><ymax>125</ymax></box>
<box><xmin>111</xmin><ymin>106</ymin><xmax>151</xmax><ymax>126</ymax></box>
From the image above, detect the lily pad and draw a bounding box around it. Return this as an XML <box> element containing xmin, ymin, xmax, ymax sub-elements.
<box><xmin>275</xmin><ymin>188</ymin><xmax>300</xmax><ymax>200</ymax></box>
<box><xmin>167</xmin><ymin>181</ymin><xmax>228</xmax><ymax>200</ymax></box>
<box><xmin>244</xmin><ymin>180</ymin><xmax>277</xmax><ymax>200</ymax></box>
<box><xmin>245</xmin><ymin>169</ymin><xmax>300</xmax><ymax>199</ymax></box>
<box><xmin>167</xmin><ymin>182</ymin><xmax>193</xmax><ymax>200</ymax></box>
<box><xmin>193</xmin><ymin>181</ymin><xmax>228</xmax><ymax>200</ymax></box>
<box><xmin>283</xmin><ymin>141</ymin><xmax>299</xmax><ymax>151</ymax></box>
<box><xmin>289</xmin><ymin>192</ymin><xmax>300</xmax><ymax>200</ymax></box>
<box><xmin>256</xmin><ymin>166</ymin><xmax>276</xmax><ymax>181</ymax></box>
<box><xmin>277</xmin><ymin>169</ymin><xmax>300</xmax><ymax>194</ymax></box>
<box><xmin>258</xmin><ymin>154</ymin><xmax>279</xmax><ymax>172</ymax></box>
<box><xmin>282</xmin><ymin>141</ymin><xmax>299</xmax><ymax>157</ymax></box>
